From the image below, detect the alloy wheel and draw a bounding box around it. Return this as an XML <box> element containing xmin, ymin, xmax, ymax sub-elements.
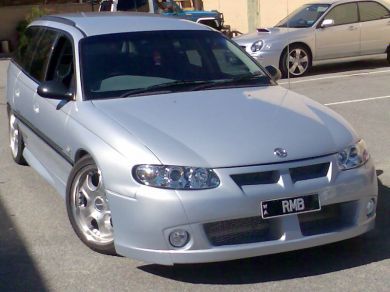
<box><xmin>70</xmin><ymin>166</ymin><xmax>114</xmax><ymax>244</ymax></box>
<box><xmin>9</xmin><ymin>113</ymin><xmax>20</xmax><ymax>158</ymax></box>
<box><xmin>287</xmin><ymin>48</ymin><xmax>309</xmax><ymax>77</ymax></box>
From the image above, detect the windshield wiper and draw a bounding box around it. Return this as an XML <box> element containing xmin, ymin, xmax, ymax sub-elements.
<box><xmin>120</xmin><ymin>80</ymin><xmax>214</xmax><ymax>97</ymax></box>
<box><xmin>191</xmin><ymin>73</ymin><xmax>269</xmax><ymax>90</ymax></box>
<box><xmin>119</xmin><ymin>74</ymin><xmax>268</xmax><ymax>97</ymax></box>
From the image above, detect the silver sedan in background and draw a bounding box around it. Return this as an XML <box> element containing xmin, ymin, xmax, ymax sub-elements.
<box><xmin>234</xmin><ymin>0</ymin><xmax>390</xmax><ymax>77</ymax></box>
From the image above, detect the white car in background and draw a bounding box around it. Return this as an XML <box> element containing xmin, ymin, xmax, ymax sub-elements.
<box><xmin>234</xmin><ymin>0</ymin><xmax>390</xmax><ymax>77</ymax></box>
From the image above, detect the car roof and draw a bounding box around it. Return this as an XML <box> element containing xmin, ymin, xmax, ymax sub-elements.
<box><xmin>308</xmin><ymin>0</ymin><xmax>390</xmax><ymax>6</ymax></box>
<box><xmin>35</xmin><ymin>12</ymin><xmax>211</xmax><ymax>37</ymax></box>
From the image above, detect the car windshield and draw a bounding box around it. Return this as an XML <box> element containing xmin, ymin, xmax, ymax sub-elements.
<box><xmin>117</xmin><ymin>0</ymin><xmax>150</xmax><ymax>12</ymax></box>
<box><xmin>276</xmin><ymin>4</ymin><xmax>330</xmax><ymax>28</ymax></box>
<box><xmin>80</xmin><ymin>30</ymin><xmax>271</xmax><ymax>100</ymax></box>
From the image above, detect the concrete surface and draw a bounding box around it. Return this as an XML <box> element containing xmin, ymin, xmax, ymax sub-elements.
<box><xmin>0</xmin><ymin>59</ymin><xmax>389</xmax><ymax>291</ymax></box>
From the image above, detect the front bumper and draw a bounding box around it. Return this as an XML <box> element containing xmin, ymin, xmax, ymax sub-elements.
<box><xmin>108</xmin><ymin>154</ymin><xmax>378</xmax><ymax>265</ymax></box>
<box><xmin>238</xmin><ymin>44</ymin><xmax>280</xmax><ymax>68</ymax></box>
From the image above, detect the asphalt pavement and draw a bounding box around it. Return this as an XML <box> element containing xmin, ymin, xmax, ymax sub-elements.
<box><xmin>0</xmin><ymin>58</ymin><xmax>389</xmax><ymax>291</ymax></box>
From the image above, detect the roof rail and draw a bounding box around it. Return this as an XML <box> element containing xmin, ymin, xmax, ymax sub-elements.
<box><xmin>39</xmin><ymin>16</ymin><xmax>87</xmax><ymax>36</ymax></box>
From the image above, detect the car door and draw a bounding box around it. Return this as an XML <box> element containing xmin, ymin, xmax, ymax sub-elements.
<box><xmin>358</xmin><ymin>1</ymin><xmax>390</xmax><ymax>55</ymax></box>
<box><xmin>315</xmin><ymin>2</ymin><xmax>360</xmax><ymax>60</ymax></box>
<box><xmin>32</xmin><ymin>33</ymin><xmax>76</xmax><ymax>188</ymax></box>
<box><xmin>13</xmin><ymin>27</ymin><xmax>44</xmax><ymax>127</ymax></box>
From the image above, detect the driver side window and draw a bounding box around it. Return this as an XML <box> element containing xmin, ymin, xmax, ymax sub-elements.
<box><xmin>46</xmin><ymin>36</ymin><xmax>75</xmax><ymax>91</ymax></box>
<box><xmin>325</xmin><ymin>3</ymin><xmax>359</xmax><ymax>26</ymax></box>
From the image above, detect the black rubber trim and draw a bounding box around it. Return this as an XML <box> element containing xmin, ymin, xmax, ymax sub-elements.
<box><xmin>13</xmin><ymin>110</ymin><xmax>74</xmax><ymax>166</ymax></box>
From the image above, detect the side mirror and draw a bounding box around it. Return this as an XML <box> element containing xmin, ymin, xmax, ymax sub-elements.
<box><xmin>321</xmin><ymin>19</ymin><xmax>334</xmax><ymax>28</ymax></box>
<box><xmin>37</xmin><ymin>81</ymin><xmax>73</xmax><ymax>100</ymax></box>
<box><xmin>265</xmin><ymin>65</ymin><xmax>281</xmax><ymax>82</ymax></box>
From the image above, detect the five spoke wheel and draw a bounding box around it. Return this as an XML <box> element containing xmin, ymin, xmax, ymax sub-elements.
<box><xmin>280</xmin><ymin>45</ymin><xmax>312</xmax><ymax>78</ymax></box>
<box><xmin>8</xmin><ymin>110</ymin><xmax>26</xmax><ymax>165</ymax></box>
<box><xmin>67</xmin><ymin>155</ymin><xmax>116</xmax><ymax>255</ymax></box>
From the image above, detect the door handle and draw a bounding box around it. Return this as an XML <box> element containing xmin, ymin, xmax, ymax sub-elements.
<box><xmin>33</xmin><ymin>103</ymin><xmax>40</xmax><ymax>113</ymax></box>
<box><xmin>348</xmin><ymin>25</ymin><xmax>357</xmax><ymax>31</ymax></box>
<box><xmin>15</xmin><ymin>89</ymin><xmax>20</xmax><ymax>97</ymax></box>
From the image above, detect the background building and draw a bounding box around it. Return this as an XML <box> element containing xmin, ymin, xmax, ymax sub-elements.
<box><xmin>203</xmin><ymin>0</ymin><xmax>313</xmax><ymax>33</ymax></box>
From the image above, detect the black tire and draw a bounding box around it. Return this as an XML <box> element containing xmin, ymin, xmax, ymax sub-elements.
<box><xmin>280</xmin><ymin>44</ymin><xmax>312</xmax><ymax>78</ymax></box>
<box><xmin>7</xmin><ymin>108</ymin><xmax>27</xmax><ymax>165</ymax></box>
<box><xmin>66</xmin><ymin>155</ymin><xmax>116</xmax><ymax>255</ymax></box>
<box><xmin>387</xmin><ymin>49</ymin><xmax>390</xmax><ymax>64</ymax></box>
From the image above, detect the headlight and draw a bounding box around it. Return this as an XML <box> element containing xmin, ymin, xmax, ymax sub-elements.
<box><xmin>251</xmin><ymin>40</ymin><xmax>264</xmax><ymax>52</ymax></box>
<box><xmin>337</xmin><ymin>140</ymin><xmax>370</xmax><ymax>170</ymax></box>
<box><xmin>133</xmin><ymin>165</ymin><xmax>220</xmax><ymax>190</ymax></box>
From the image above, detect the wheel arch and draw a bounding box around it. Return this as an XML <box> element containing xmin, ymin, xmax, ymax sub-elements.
<box><xmin>74</xmin><ymin>149</ymin><xmax>90</xmax><ymax>163</ymax></box>
<box><xmin>6</xmin><ymin>102</ymin><xmax>11</xmax><ymax>116</ymax></box>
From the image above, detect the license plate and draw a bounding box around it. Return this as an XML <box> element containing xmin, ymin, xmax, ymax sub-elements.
<box><xmin>260</xmin><ymin>194</ymin><xmax>321</xmax><ymax>219</ymax></box>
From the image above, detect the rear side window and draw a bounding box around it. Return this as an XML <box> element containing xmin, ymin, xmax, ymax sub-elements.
<box><xmin>117</xmin><ymin>0</ymin><xmax>150</xmax><ymax>12</ymax></box>
<box><xmin>30</xmin><ymin>29</ymin><xmax>58</xmax><ymax>82</ymax></box>
<box><xmin>325</xmin><ymin>3</ymin><xmax>359</xmax><ymax>25</ymax></box>
<box><xmin>14</xmin><ymin>26</ymin><xmax>43</xmax><ymax>72</ymax></box>
<box><xmin>359</xmin><ymin>1</ymin><xmax>390</xmax><ymax>21</ymax></box>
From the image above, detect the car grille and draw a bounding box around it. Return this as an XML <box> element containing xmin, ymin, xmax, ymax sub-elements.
<box><xmin>204</xmin><ymin>201</ymin><xmax>356</xmax><ymax>247</ymax></box>
<box><xmin>290</xmin><ymin>162</ymin><xmax>330</xmax><ymax>183</ymax></box>
<box><xmin>231</xmin><ymin>162</ymin><xmax>330</xmax><ymax>187</ymax></box>
<box><xmin>299</xmin><ymin>201</ymin><xmax>356</xmax><ymax>236</ymax></box>
<box><xmin>204</xmin><ymin>217</ymin><xmax>279</xmax><ymax>246</ymax></box>
<box><xmin>231</xmin><ymin>171</ymin><xmax>279</xmax><ymax>186</ymax></box>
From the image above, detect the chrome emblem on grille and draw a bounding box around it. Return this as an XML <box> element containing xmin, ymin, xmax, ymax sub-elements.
<box><xmin>274</xmin><ymin>148</ymin><xmax>288</xmax><ymax>158</ymax></box>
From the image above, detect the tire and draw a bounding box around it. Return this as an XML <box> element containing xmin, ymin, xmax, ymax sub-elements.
<box><xmin>66</xmin><ymin>155</ymin><xmax>116</xmax><ymax>255</ymax></box>
<box><xmin>8</xmin><ymin>109</ymin><xmax>27</xmax><ymax>165</ymax></box>
<box><xmin>280</xmin><ymin>44</ymin><xmax>312</xmax><ymax>78</ymax></box>
<box><xmin>387</xmin><ymin>49</ymin><xmax>390</xmax><ymax>64</ymax></box>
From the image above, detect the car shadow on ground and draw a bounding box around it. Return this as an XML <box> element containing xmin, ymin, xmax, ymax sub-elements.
<box><xmin>139</xmin><ymin>170</ymin><xmax>390</xmax><ymax>284</ymax></box>
<box><xmin>0</xmin><ymin>195</ymin><xmax>48</xmax><ymax>291</ymax></box>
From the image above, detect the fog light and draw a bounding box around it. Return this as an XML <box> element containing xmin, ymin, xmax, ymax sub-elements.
<box><xmin>169</xmin><ymin>229</ymin><xmax>189</xmax><ymax>248</ymax></box>
<box><xmin>366</xmin><ymin>199</ymin><xmax>376</xmax><ymax>217</ymax></box>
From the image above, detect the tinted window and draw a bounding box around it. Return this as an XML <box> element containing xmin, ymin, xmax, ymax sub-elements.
<box><xmin>100</xmin><ymin>0</ymin><xmax>113</xmax><ymax>11</ymax></box>
<box><xmin>14</xmin><ymin>26</ymin><xmax>43</xmax><ymax>72</ymax></box>
<box><xmin>117</xmin><ymin>0</ymin><xmax>150</xmax><ymax>12</ymax></box>
<box><xmin>80</xmin><ymin>30</ymin><xmax>268</xmax><ymax>100</ymax></box>
<box><xmin>325</xmin><ymin>3</ymin><xmax>359</xmax><ymax>25</ymax></box>
<box><xmin>276</xmin><ymin>4</ymin><xmax>330</xmax><ymax>28</ymax></box>
<box><xmin>30</xmin><ymin>29</ymin><xmax>58</xmax><ymax>82</ymax></box>
<box><xmin>46</xmin><ymin>37</ymin><xmax>74</xmax><ymax>90</ymax></box>
<box><xmin>359</xmin><ymin>1</ymin><xmax>390</xmax><ymax>21</ymax></box>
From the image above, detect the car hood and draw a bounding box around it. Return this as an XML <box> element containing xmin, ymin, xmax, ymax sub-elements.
<box><xmin>234</xmin><ymin>27</ymin><xmax>306</xmax><ymax>43</ymax></box>
<box><xmin>91</xmin><ymin>86</ymin><xmax>357</xmax><ymax>168</ymax></box>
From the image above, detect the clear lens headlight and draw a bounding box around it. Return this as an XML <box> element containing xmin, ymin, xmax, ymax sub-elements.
<box><xmin>251</xmin><ymin>40</ymin><xmax>264</xmax><ymax>52</ymax></box>
<box><xmin>337</xmin><ymin>140</ymin><xmax>370</xmax><ymax>170</ymax></box>
<box><xmin>133</xmin><ymin>165</ymin><xmax>220</xmax><ymax>190</ymax></box>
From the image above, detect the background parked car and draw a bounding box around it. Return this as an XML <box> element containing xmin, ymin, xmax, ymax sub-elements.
<box><xmin>234</xmin><ymin>0</ymin><xmax>390</xmax><ymax>77</ymax></box>
<box><xmin>99</xmin><ymin>0</ymin><xmax>225</xmax><ymax>31</ymax></box>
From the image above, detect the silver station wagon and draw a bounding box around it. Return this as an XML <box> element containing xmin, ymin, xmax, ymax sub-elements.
<box><xmin>234</xmin><ymin>0</ymin><xmax>390</xmax><ymax>77</ymax></box>
<box><xmin>6</xmin><ymin>13</ymin><xmax>378</xmax><ymax>265</ymax></box>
